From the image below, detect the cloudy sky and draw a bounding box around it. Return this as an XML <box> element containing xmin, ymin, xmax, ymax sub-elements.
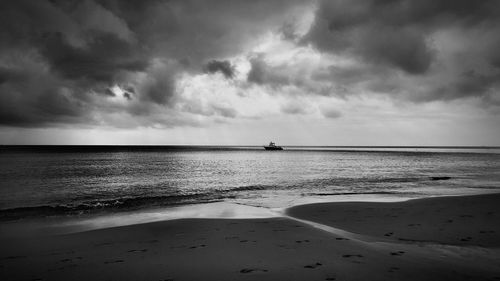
<box><xmin>1</xmin><ymin>0</ymin><xmax>499</xmax><ymax>145</ymax></box>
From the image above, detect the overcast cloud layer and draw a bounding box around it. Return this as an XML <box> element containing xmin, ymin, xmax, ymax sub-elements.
<box><xmin>0</xmin><ymin>0</ymin><xmax>499</xmax><ymax>145</ymax></box>
<box><xmin>302</xmin><ymin>0</ymin><xmax>500</xmax><ymax>103</ymax></box>
<box><xmin>0</xmin><ymin>0</ymin><xmax>307</xmax><ymax>127</ymax></box>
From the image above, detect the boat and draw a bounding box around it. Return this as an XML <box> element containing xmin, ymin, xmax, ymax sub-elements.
<box><xmin>264</xmin><ymin>141</ymin><xmax>283</xmax><ymax>150</ymax></box>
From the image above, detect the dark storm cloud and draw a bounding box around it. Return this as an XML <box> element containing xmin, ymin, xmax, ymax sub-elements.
<box><xmin>247</xmin><ymin>56</ymin><xmax>267</xmax><ymax>85</ymax></box>
<box><xmin>0</xmin><ymin>76</ymin><xmax>89</xmax><ymax>127</ymax></box>
<box><xmin>413</xmin><ymin>71</ymin><xmax>500</xmax><ymax>104</ymax></box>
<box><xmin>104</xmin><ymin>88</ymin><xmax>116</xmax><ymax>97</ymax></box>
<box><xmin>0</xmin><ymin>67</ymin><xmax>24</xmax><ymax>85</ymax></box>
<box><xmin>0</xmin><ymin>0</ymin><xmax>308</xmax><ymax>128</ymax></box>
<box><xmin>205</xmin><ymin>60</ymin><xmax>235</xmax><ymax>79</ymax></box>
<box><xmin>40</xmin><ymin>32</ymin><xmax>148</xmax><ymax>82</ymax></box>
<box><xmin>279</xmin><ymin>21</ymin><xmax>300</xmax><ymax>41</ymax></box>
<box><xmin>305</xmin><ymin>0</ymin><xmax>500</xmax><ymax>74</ymax></box>
<box><xmin>247</xmin><ymin>55</ymin><xmax>290</xmax><ymax>86</ymax></box>
<box><xmin>302</xmin><ymin>0</ymin><xmax>500</xmax><ymax>102</ymax></box>
<box><xmin>123</xmin><ymin>92</ymin><xmax>132</xmax><ymax>101</ymax></box>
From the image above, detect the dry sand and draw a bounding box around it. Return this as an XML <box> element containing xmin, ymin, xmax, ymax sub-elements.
<box><xmin>1</xmin><ymin>194</ymin><xmax>500</xmax><ymax>281</ymax></box>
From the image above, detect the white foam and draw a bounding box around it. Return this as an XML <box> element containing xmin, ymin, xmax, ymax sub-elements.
<box><xmin>52</xmin><ymin>202</ymin><xmax>279</xmax><ymax>234</ymax></box>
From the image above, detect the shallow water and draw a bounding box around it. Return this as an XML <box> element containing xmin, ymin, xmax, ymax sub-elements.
<box><xmin>1</xmin><ymin>146</ymin><xmax>499</xmax><ymax>219</ymax></box>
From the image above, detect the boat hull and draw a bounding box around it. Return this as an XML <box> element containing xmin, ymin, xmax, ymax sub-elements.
<box><xmin>264</xmin><ymin>146</ymin><xmax>283</xmax><ymax>150</ymax></box>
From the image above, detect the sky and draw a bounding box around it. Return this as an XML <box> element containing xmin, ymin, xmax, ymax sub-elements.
<box><xmin>0</xmin><ymin>0</ymin><xmax>499</xmax><ymax>146</ymax></box>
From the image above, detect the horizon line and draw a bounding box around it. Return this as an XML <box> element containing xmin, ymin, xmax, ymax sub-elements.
<box><xmin>1</xmin><ymin>145</ymin><xmax>499</xmax><ymax>149</ymax></box>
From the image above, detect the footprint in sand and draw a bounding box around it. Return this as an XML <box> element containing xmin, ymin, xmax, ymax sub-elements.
<box><xmin>304</xmin><ymin>262</ymin><xmax>322</xmax><ymax>269</ymax></box>
<box><xmin>104</xmin><ymin>259</ymin><xmax>124</xmax><ymax>264</ymax></box>
<box><xmin>95</xmin><ymin>242</ymin><xmax>114</xmax><ymax>246</ymax></box>
<box><xmin>145</xmin><ymin>239</ymin><xmax>159</xmax><ymax>244</ymax></box>
<box><xmin>342</xmin><ymin>254</ymin><xmax>363</xmax><ymax>258</ymax></box>
<box><xmin>189</xmin><ymin>244</ymin><xmax>207</xmax><ymax>249</ymax></box>
<box><xmin>295</xmin><ymin>240</ymin><xmax>310</xmax><ymax>244</ymax></box>
<box><xmin>57</xmin><ymin>264</ymin><xmax>78</xmax><ymax>270</ymax></box>
<box><xmin>60</xmin><ymin>257</ymin><xmax>83</xmax><ymax>262</ymax></box>
<box><xmin>388</xmin><ymin>267</ymin><xmax>400</xmax><ymax>273</ymax></box>
<box><xmin>1</xmin><ymin>255</ymin><xmax>27</xmax><ymax>260</ymax></box>
<box><xmin>128</xmin><ymin>249</ymin><xmax>148</xmax><ymax>253</ymax></box>
<box><xmin>390</xmin><ymin>251</ymin><xmax>405</xmax><ymax>256</ymax></box>
<box><xmin>240</xmin><ymin>268</ymin><xmax>268</xmax><ymax>273</ymax></box>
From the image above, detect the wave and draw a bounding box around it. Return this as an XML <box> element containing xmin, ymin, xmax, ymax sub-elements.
<box><xmin>0</xmin><ymin>145</ymin><xmax>259</xmax><ymax>154</ymax></box>
<box><xmin>305</xmin><ymin>191</ymin><xmax>400</xmax><ymax>196</ymax></box>
<box><xmin>228</xmin><ymin>185</ymin><xmax>272</xmax><ymax>192</ymax></box>
<box><xmin>0</xmin><ymin>185</ymin><xmax>282</xmax><ymax>220</ymax></box>
<box><xmin>429</xmin><ymin>176</ymin><xmax>451</xmax><ymax>181</ymax></box>
<box><xmin>0</xmin><ymin>176</ymin><xmax>456</xmax><ymax>220</ymax></box>
<box><xmin>0</xmin><ymin>194</ymin><xmax>223</xmax><ymax>221</ymax></box>
<box><xmin>306</xmin><ymin>176</ymin><xmax>455</xmax><ymax>187</ymax></box>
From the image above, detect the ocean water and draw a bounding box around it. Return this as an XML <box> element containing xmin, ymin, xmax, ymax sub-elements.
<box><xmin>1</xmin><ymin>146</ymin><xmax>500</xmax><ymax>220</ymax></box>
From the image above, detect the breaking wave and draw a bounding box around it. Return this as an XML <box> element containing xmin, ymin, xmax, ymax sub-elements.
<box><xmin>0</xmin><ymin>194</ymin><xmax>223</xmax><ymax>220</ymax></box>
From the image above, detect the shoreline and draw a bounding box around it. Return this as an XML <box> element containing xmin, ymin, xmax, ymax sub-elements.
<box><xmin>1</xmin><ymin>193</ymin><xmax>500</xmax><ymax>280</ymax></box>
<box><xmin>287</xmin><ymin>193</ymin><xmax>500</xmax><ymax>247</ymax></box>
<box><xmin>1</xmin><ymin>191</ymin><xmax>499</xmax><ymax>236</ymax></box>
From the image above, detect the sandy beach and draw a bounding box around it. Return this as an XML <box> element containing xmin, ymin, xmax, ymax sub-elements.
<box><xmin>1</xmin><ymin>194</ymin><xmax>499</xmax><ymax>281</ymax></box>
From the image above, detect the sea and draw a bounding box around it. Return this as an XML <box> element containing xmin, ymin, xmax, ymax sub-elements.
<box><xmin>1</xmin><ymin>145</ymin><xmax>500</xmax><ymax>221</ymax></box>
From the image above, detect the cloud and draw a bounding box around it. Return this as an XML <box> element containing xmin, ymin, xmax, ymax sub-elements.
<box><xmin>0</xmin><ymin>49</ymin><xmax>89</xmax><ymax>127</ymax></box>
<box><xmin>0</xmin><ymin>0</ymin><xmax>309</xmax><ymax>128</ymax></box>
<box><xmin>247</xmin><ymin>55</ymin><xmax>290</xmax><ymax>86</ymax></box>
<box><xmin>180</xmin><ymin>101</ymin><xmax>237</xmax><ymax>119</ymax></box>
<box><xmin>1</xmin><ymin>0</ymin><xmax>498</xmax><ymax>138</ymax></box>
<box><xmin>40</xmin><ymin>32</ymin><xmax>148</xmax><ymax>83</ymax></box>
<box><xmin>297</xmin><ymin>0</ymin><xmax>500</xmax><ymax>103</ymax></box>
<box><xmin>304</xmin><ymin>0</ymin><xmax>500</xmax><ymax>73</ymax></box>
<box><xmin>205</xmin><ymin>60</ymin><xmax>235</xmax><ymax>79</ymax></box>
<box><xmin>134</xmin><ymin>59</ymin><xmax>179</xmax><ymax>106</ymax></box>
<box><xmin>320</xmin><ymin>107</ymin><xmax>342</xmax><ymax>119</ymax></box>
<box><xmin>213</xmin><ymin>105</ymin><xmax>237</xmax><ymax>118</ymax></box>
<box><xmin>73</xmin><ymin>0</ymin><xmax>135</xmax><ymax>44</ymax></box>
<box><xmin>104</xmin><ymin>88</ymin><xmax>115</xmax><ymax>97</ymax></box>
<box><xmin>123</xmin><ymin>92</ymin><xmax>132</xmax><ymax>100</ymax></box>
<box><xmin>281</xmin><ymin>102</ymin><xmax>308</xmax><ymax>115</ymax></box>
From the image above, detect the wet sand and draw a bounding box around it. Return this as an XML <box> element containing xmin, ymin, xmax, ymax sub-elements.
<box><xmin>287</xmin><ymin>193</ymin><xmax>500</xmax><ymax>247</ymax></box>
<box><xmin>1</xmin><ymin>194</ymin><xmax>500</xmax><ymax>281</ymax></box>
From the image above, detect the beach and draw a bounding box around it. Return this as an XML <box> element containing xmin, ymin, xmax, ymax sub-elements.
<box><xmin>2</xmin><ymin>0</ymin><xmax>500</xmax><ymax>279</ymax></box>
<box><xmin>1</xmin><ymin>193</ymin><xmax>499</xmax><ymax>281</ymax></box>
